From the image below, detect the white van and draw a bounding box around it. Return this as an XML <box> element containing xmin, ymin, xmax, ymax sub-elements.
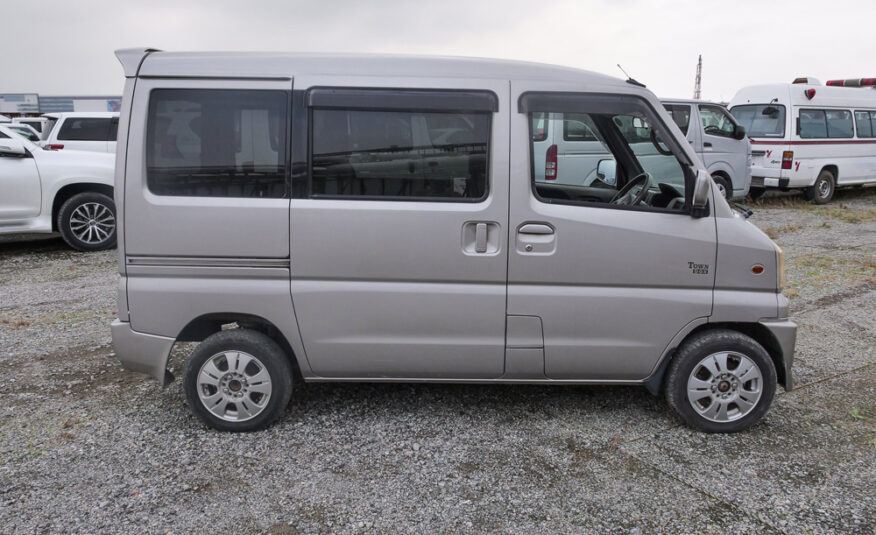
<box><xmin>662</xmin><ymin>100</ymin><xmax>751</xmax><ymax>199</ymax></box>
<box><xmin>729</xmin><ymin>78</ymin><xmax>876</xmax><ymax>203</ymax></box>
<box><xmin>532</xmin><ymin>100</ymin><xmax>750</xmax><ymax>200</ymax></box>
<box><xmin>111</xmin><ymin>48</ymin><xmax>795</xmax><ymax>434</ymax></box>
<box><xmin>41</xmin><ymin>112</ymin><xmax>119</xmax><ymax>153</ymax></box>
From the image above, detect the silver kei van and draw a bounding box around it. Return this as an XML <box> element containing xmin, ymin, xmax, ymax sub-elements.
<box><xmin>111</xmin><ymin>48</ymin><xmax>796</xmax><ymax>433</ymax></box>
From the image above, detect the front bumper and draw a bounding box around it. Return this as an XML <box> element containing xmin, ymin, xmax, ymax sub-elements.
<box><xmin>758</xmin><ymin>318</ymin><xmax>797</xmax><ymax>390</ymax></box>
<box><xmin>111</xmin><ymin>319</ymin><xmax>175</xmax><ymax>385</ymax></box>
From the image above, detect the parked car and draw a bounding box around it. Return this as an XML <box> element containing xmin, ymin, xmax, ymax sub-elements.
<box><xmin>40</xmin><ymin>112</ymin><xmax>119</xmax><ymax>153</ymax></box>
<box><xmin>0</xmin><ymin>124</ymin><xmax>116</xmax><ymax>251</ymax></box>
<box><xmin>111</xmin><ymin>48</ymin><xmax>796</xmax><ymax>434</ymax></box>
<box><xmin>661</xmin><ymin>99</ymin><xmax>751</xmax><ymax>199</ymax></box>
<box><xmin>12</xmin><ymin>116</ymin><xmax>51</xmax><ymax>137</ymax></box>
<box><xmin>531</xmin><ymin>100</ymin><xmax>750</xmax><ymax>200</ymax></box>
<box><xmin>2</xmin><ymin>122</ymin><xmax>41</xmax><ymax>142</ymax></box>
<box><xmin>729</xmin><ymin>77</ymin><xmax>876</xmax><ymax>203</ymax></box>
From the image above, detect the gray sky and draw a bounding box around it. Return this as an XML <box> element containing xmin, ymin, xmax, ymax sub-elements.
<box><xmin>3</xmin><ymin>0</ymin><xmax>874</xmax><ymax>101</ymax></box>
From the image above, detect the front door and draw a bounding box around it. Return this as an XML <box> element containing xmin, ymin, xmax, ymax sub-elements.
<box><xmin>698</xmin><ymin>103</ymin><xmax>747</xmax><ymax>189</ymax></box>
<box><xmin>0</xmin><ymin>134</ymin><xmax>41</xmax><ymax>222</ymax></box>
<box><xmin>508</xmin><ymin>87</ymin><xmax>717</xmax><ymax>381</ymax></box>
<box><xmin>289</xmin><ymin>84</ymin><xmax>510</xmax><ymax>378</ymax></box>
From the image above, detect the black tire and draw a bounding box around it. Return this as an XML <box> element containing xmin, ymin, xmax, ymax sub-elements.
<box><xmin>711</xmin><ymin>174</ymin><xmax>732</xmax><ymax>200</ymax></box>
<box><xmin>183</xmin><ymin>329</ymin><xmax>293</xmax><ymax>432</ymax></box>
<box><xmin>665</xmin><ymin>329</ymin><xmax>777</xmax><ymax>433</ymax></box>
<box><xmin>747</xmin><ymin>187</ymin><xmax>766</xmax><ymax>201</ymax></box>
<box><xmin>806</xmin><ymin>169</ymin><xmax>835</xmax><ymax>205</ymax></box>
<box><xmin>57</xmin><ymin>192</ymin><xmax>117</xmax><ymax>252</ymax></box>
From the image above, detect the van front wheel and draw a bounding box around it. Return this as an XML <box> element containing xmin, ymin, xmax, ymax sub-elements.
<box><xmin>665</xmin><ymin>329</ymin><xmax>776</xmax><ymax>433</ymax></box>
<box><xmin>184</xmin><ymin>329</ymin><xmax>293</xmax><ymax>432</ymax></box>
<box><xmin>806</xmin><ymin>170</ymin><xmax>835</xmax><ymax>204</ymax></box>
<box><xmin>711</xmin><ymin>174</ymin><xmax>732</xmax><ymax>200</ymax></box>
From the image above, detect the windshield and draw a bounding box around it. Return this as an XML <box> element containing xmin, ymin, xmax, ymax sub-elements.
<box><xmin>729</xmin><ymin>104</ymin><xmax>786</xmax><ymax>137</ymax></box>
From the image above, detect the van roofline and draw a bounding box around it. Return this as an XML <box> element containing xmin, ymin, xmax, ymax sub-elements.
<box><xmin>114</xmin><ymin>48</ymin><xmax>631</xmax><ymax>87</ymax></box>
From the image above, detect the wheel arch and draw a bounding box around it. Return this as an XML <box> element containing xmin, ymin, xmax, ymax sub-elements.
<box><xmin>644</xmin><ymin>322</ymin><xmax>788</xmax><ymax>396</ymax></box>
<box><xmin>820</xmin><ymin>164</ymin><xmax>838</xmax><ymax>182</ymax></box>
<box><xmin>176</xmin><ymin>313</ymin><xmax>303</xmax><ymax>381</ymax></box>
<box><xmin>52</xmin><ymin>182</ymin><xmax>114</xmax><ymax>232</ymax></box>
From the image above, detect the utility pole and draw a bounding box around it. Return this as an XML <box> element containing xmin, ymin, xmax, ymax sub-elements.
<box><xmin>693</xmin><ymin>55</ymin><xmax>702</xmax><ymax>100</ymax></box>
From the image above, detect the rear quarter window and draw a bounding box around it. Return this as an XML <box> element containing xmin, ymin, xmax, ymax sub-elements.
<box><xmin>57</xmin><ymin>118</ymin><xmax>114</xmax><ymax>141</ymax></box>
<box><xmin>662</xmin><ymin>104</ymin><xmax>691</xmax><ymax>135</ymax></box>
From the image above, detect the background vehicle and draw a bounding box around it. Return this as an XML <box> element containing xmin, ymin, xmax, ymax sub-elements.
<box><xmin>729</xmin><ymin>78</ymin><xmax>876</xmax><ymax>203</ymax></box>
<box><xmin>662</xmin><ymin>99</ymin><xmax>751</xmax><ymax>199</ymax></box>
<box><xmin>12</xmin><ymin>116</ymin><xmax>51</xmax><ymax>137</ymax></box>
<box><xmin>2</xmin><ymin>122</ymin><xmax>41</xmax><ymax>142</ymax></box>
<box><xmin>41</xmin><ymin>111</ymin><xmax>119</xmax><ymax>153</ymax></box>
<box><xmin>111</xmin><ymin>48</ymin><xmax>795</xmax><ymax>434</ymax></box>
<box><xmin>0</xmin><ymin>124</ymin><xmax>116</xmax><ymax>251</ymax></box>
<box><xmin>0</xmin><ymin>114</ymin><xmax>10</xmax><ymax>123</ymax></box>
<box><xmin>532</xmin><ymin>100</ymin><xmax>750</xmax><ymax>200</ymax></box>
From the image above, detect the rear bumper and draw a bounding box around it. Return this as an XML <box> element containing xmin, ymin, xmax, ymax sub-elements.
<box><xmin>111</xmin><ymin>319</ymin><xmax>175</xmax><ymax>385</ymax></box>
<box><xmin>758</xmin><ymin>318</ymin><xmax>797</xmax><ymax>391</ymax></box>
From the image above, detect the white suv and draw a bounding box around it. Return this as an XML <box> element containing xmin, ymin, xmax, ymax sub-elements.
<box><xmin>0</xmin><ymin>124</ymin><xmax>116</xmax><ymax>251</ymax></box>
<box><xmin>41</xmin><ymin>112</ymin><xmax>119</xmax><ymax>153</ymax></box>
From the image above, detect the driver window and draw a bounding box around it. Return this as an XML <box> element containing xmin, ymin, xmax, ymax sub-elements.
<box><xmin>529</xmin><ymin>105</ymin><xmax>689</xmax><ymax>213</ymax></box>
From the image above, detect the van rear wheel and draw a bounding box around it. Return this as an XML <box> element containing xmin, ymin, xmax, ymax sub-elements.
<box><xmin>57</xmin><ymin>192</ymin><xmax>117</xmax><ymax>252</ymax></box>
<box><xmin>665</xmin><ymin>329</ymin><xmax>776</xmax><ymax>433</ymax></box>
<box><xmin>183</xmin><ymin>329</ymin><xmax>293</xmax><ymax>432</ymax></box>
<box><xmin>806</xmin><ymin>170</ymin><xmax>835</xmax><ymax>204</ymax></box>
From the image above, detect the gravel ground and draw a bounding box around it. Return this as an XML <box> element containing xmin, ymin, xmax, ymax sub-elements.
<box><xmin>0</xmin><ymin>188</ymin><xmax>874</xmax><ymax>534</ymax></box>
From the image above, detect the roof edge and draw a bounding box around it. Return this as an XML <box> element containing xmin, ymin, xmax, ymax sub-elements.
<box><xmin>114</xmin><ymin>48</ymin><xmax>161</xmax><ymax>78</ymax></box>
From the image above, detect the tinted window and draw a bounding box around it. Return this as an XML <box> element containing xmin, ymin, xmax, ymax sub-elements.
<box><xmin>311</xmin><ymin>108</ymin><xmax>489</xmax><ymax>200</ymax></box>
<box><xmin>855</xmin><ymin>111</ymin><xmax>873</xmax><ymax>138</ymax></box>
<box><xmin>825</xmin><ymin>109</ymin><xmax>853</xmax><ymax>138</ymax></box>
<box><xmin>146</xmin><ymin>89</ymin><xmax>288</xmax><ymax>198</ymax></box>
<box><xmin>663</xmin><ymin>104</ymin><xmax>691</xmax><ymax>135</ymax></box>
<box><xmin>0</xmin><ymin>131</ymin><xmax>9</xmax><ymax>138</ymax></box>
<box><xmin>730</xmin><ymin>104</ymin><xmax>785</xmax><ymax>137</ymax></box>
<box><xmin>19</xmin><ymin>120</ymin><xmax>42</xmax><ymax>133</ymax></box>
<box><xmin>57</xmin><ymin>118</ymin><xmax>113</xmax><ymax>141</ymax></box>
<box><xmin>699</xmin><ymin>105</ymin><xmax>737</xmax><ymax>137</ymax></box>
<box><xmin>563</xmin><ymin>113</ymin><xmax>599</xmax><ymax>141</ymax></box>
<box><xmin>799</xmin><ymin>109</ymin><xmax>827</xmax><ymax>138</ymax></box>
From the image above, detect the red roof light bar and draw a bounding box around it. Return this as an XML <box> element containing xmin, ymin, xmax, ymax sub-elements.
<box><xmin>825</xmin><ymin>78</ymin><xmax>876</xmax><ymax>87</ymax></box>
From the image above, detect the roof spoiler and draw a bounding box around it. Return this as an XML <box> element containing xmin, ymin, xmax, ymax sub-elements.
<box><xmin>115</xmin><ymin>48</ymin><xmax>161</xmax><ymax>78</ymax></box>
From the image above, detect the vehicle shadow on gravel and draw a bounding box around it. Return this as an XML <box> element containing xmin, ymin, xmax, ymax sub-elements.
<box><xmin>0</xmin><ymin>235</ymin><xmax>69</xmax><ymax>255</ymax></box>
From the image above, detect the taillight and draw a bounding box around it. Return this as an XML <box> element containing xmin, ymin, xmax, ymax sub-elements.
<box><xmin>781</xmin><ymin>151</ymin><xmax>793</xmax><ymax>169</ymax></box>
<box><xmin>545</xmin><ymin>144</ymin><xmax>558</xmax><ymax>180</ymax></box>
<box><xmin>46</xmin><ymin>144</ymin><xmax>64</xmax><ymax>150</ymax></box>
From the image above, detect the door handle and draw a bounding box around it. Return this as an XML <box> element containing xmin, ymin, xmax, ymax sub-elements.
<box><xmin>518</xmin><ymin>223</ymin><xmax>554</xmax><ymax>235</ymax></box>
<box><xmin>704</xmin><ymin>142</ymin><xmax>713</xmax><ymax>148</ymax></box>
<box><xmin>475</xmin><ymin>223</ymin><xmax>488</xmax><ymax>253</ymax></box>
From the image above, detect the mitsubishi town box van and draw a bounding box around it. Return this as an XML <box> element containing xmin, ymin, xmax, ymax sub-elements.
<box><xmin>111</xmin><ymin>48</ymin><xmax>796</xmax><ymax>433</ymax></box>
<box><xmin>729</xmin><ymin>77</ymin><xmax>876</xmax><ymax>203</ymax></box>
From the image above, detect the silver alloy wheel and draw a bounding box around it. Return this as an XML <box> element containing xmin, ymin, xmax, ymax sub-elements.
<box><xmin>686</xmin><ymin>351</ymin><xmax>763</xmax><ymax>423</ymax></box>
<box><xmin>817</xmin><ymin>177</ymin><xmax>831</xmax><ymax>198</ymax></box>
<box><xmin>69</xmin><ymin>202</ymin><xmax>115</xmax><ymax>244</ymax></box>
<box><xmin>716</xmin><ymin>182</ymin><xmax>727</xmax><ymax>198</ymax></box>
<box><xmin>196</xmin><ymin>350</ymin><xmax>272</xmax><ymax>422</ymax></box>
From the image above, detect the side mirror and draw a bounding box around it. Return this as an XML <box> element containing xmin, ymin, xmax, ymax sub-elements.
<box><xmin>596</xmin><ymin>159</ymin><xmax>617</xmax><ymax>185</ymax></box>
<box><xmin>733</xmin><ymin>124</ymin><xmax>746</xmax><ymax>140</ymax></box>
<box><xmin>691</xmin><ymin>169</ymin><xmax>711</xmax><ymax>217</ymax></box>
<box><xmin>0</xmin><ymin>138</ymin><xmax>28</xmax><ymax>157</ymax></box>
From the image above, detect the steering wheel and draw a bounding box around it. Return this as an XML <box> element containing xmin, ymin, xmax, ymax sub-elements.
<box><xmin>650</xmin><ymin>129</ymin><xmax>674</xmax><ymax>156</ymax></box>
<box><xmin>611</xmin><ymin>172</ymin><xmax>651</xmax><ymax>206</ymax></box>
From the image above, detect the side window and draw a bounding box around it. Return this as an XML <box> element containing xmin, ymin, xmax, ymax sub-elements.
<box><xmin>0</xmin><ymin>131</ymin><xmax>9</xmax><ymax>139</ymax></box>
<box><xmin>563</xmin><ymin>113</ymin><xmax>599</xmax><ymax>141</ymax></box>
<box><xmin>146</xmin><ymin>89</ymin><xmax>288</xmax><ymax>198</ymax></box>
<box><xmin>699</xmin><ymin>105</ymin><xmax>736</xmax><ymax>137</ymax></box>
<box><xmin>57</xmin><ymin>118</ymin><xmax>113</xmax><ymax>141</ymax></box>
<box><xmin>799</xmin><ymin>109</ymin><xmax>827</xmax><ymax>138</ymax></box>
<box><xmin>855</xmin><ymin>111</ymin><xmax>873</xmax><ymax>138</ymax></box>
<box><xmin>531</xmin><ymin>112</ymin><xmax>548</xmax><ymax>142</ymax></box>
<box><xmin>525</xmin><ymin>95</ymin><xmax>691</xmax><ymax>213</ymax></box>
<box><xmin>310</xmin><ymin>108</ymin><xmax>490</xmax><ymax>200</ymax></box>
<box><xmin>663</xmin><ymin>104</ymin><xmax>691</xmax><ymax>135</ymax></box>
<box><xmin>825</xmin><ymin>110</ymin><xmax>853</xmax><ymax>138</ymax></box>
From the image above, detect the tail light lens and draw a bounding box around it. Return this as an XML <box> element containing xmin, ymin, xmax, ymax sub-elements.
<box><xmin>781</xmin><ymin>151</ymin><xmax>794</xmax><ymax>170</ymax></box>
<box><xmin>545</xmin><ymin>144</ymin><xmax>558</xmax><ymax>180</ymax></box>
<box><xmin>46</xmin><ymin>144</ymin><xmax>64</xmax><ymax>150</ymax></box>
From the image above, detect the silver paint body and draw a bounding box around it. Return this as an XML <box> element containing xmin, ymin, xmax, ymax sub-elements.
<box><xmin>111</xmin><ymin>49</ymin><xmax>795</xmax><ymax>391</ymax></box>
